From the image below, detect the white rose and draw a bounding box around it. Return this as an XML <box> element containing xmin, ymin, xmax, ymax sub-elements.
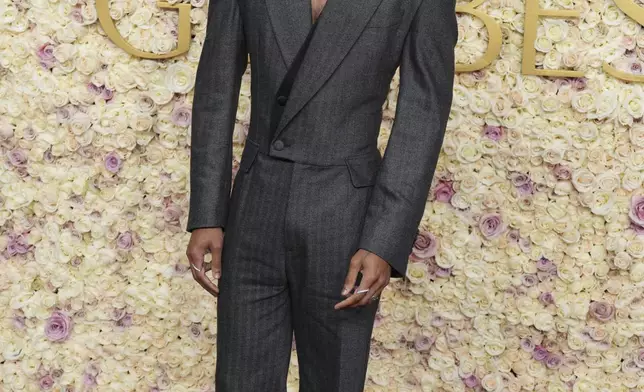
<box><xmin>165</xmin><ymin>62</ymin><xmax>195</xmax><ymax>94</ymax></box>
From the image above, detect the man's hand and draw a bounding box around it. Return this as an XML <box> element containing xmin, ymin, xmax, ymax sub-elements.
<box><xmin>186</xmin><ymin>227</ymin><xmax>224</xmax><ymax>296</ymax></box>
<box><xmin>334</xmin><ymin>249</ymin><xmax>391</xmax><ymax>310</ymax></box>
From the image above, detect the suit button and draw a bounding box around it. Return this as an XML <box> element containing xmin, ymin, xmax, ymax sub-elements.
<box><xmin>277</xmin><ymin>95</ymin><xmax>287</xmax><ymax>106</ymax></box>
<box><xmin>273</xmin><ymin>140</ymin><xmax>284</xmax><ymax>150</ymax></box>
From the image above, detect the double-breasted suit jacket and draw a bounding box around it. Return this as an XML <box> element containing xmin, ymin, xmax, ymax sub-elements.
<box><xmin>186</xmin><ymin>0</ymin><xmax>458</xmax><ymax>279</ymax></box>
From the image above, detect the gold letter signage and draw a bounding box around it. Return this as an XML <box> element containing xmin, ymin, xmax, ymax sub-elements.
<box><xmin>455</xmin><ymin>0</ymin><xmax>502</xmax><ymax>73</ymax></box>
<box><xmin>98</xmin><ymin>0</ymin><xmax>644</xmax><ymax>83</ymax></box>
<box><xmin>96</xmin><ymin>0</ymin><xmax>192</xmax><ymax>59</ymax></box>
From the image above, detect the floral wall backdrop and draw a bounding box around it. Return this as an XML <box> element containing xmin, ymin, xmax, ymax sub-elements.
<box><xmin>1</xmin><ymin>0</ymin><xmax>644</xmax><ymax>391</ymax></box>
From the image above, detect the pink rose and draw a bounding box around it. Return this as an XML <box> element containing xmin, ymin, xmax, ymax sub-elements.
<box><xmin>45</xmin><ymin>311</ymin><xmax>73</xmax><ymax>342</ymax></box>
<box><xmin>410</xmin><ymin>231</ymin><xmax>439</xmax><ymax>261</ymax></box>
<box><xmin>433</xmin><ymin>181</ymin><xmax>454</xmax><ymax>203</ymax></box>
<box><xmin>478</xmin><ymin>213</ymin><xmax>505</xmax><ymax>238</ymax></box>
<box><xmin>483</xmin><ymin>125</ymin><xmax>504</xmax><ymax>141</ymax></box>
<box><xmin>589</xmin><ymin>301</ymin><xmax>615</xmax><ymax>322</ymax></box>
<box><xmin>116</xmin><ymin>231</ymin><xmax>133</xmax><ymax>250</ymax></box>
<box><xmin>628</xmin><ymin>195</ymin><xmax>644</xmax><ymax>228</ymax></box>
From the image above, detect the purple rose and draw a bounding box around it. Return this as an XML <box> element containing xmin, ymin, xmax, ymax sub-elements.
<box><xmin>545</xmin><ymin>353</ymin><xmax>562</xmax><ymax>369</ymax></box>
<box><xmin>538</xmin><ymin>292</ymin><xmax>555</xmax><ymax>305</ymax></box>
<box><xmin>536</xmin><ymin>257</ymin><xmax>555</xmax><ymax>272</ymax></box>
<box><xmin>45</xmin><ymin>311</ymin><xmax>73</xmax><ymax>342</ymax></box>
<box><xmin>39</xmin><ymin>374</ymin><xmax>55</xmax><ymax>390</ymax></box>
<box><xmin>8</xmin><ymin>148</ymin><xmax>28</xmax><ymax>167</ymax></box>
<box><xmin>520</xmin><ymin>337</ymin><xmax>535</xmax><ymax>352</ymax></box>
<box><xmin>521</xmin><ymin>274</ymin><xmax>538</xmax><ymax>287</ymax></box>
<box><xmin>483</xmin><ymin>125</ymin><xmax>504</xmax><ymax>141</ymax></box>
<box><xmin>433</xmin><ymin>181</ymin><xmax>454</xmax><ymax>203</ymax></box>
<box><xmin>435</xmin><ymin>267</ymin><xmax>451</xmax><ymax>278</ymax></box>
<box><xmin>571</xmin><ymin>77</ymin><xmax>587</xmax><ymax>90</ymax></box>
<box><xmin>414</xmin><ymin>335</ymin><xmax>435</xmax><ymax>351</ymax></box>
<box><xmin>463</xmin><ymin>374</ymin><xmax>480</xmax><ymax>388</ymax></box>
<box><xmin>37</xmin><ymin>43</ymin><xmax>57</xmax><ymax>68</ymax></box>
<box><xmin>83</xmin><ymin>373</ymin><xmax>97</xmax><ymax>387</ymax></box>
<box><xmin>553</xmin><ymin>164</ymin><xmax>572</xmax><ymax>180</ymax></box>
<box><xmin>634</xmin><ymin>348</ymin><xmax>644</xmax><ymax>368</ymax></box>
<box><xmin>87</xmin><ymin>83</ymin><xmax>103</xmax><ymax>95</ymax></box>
<box><xmin>171</xmin><ymin>105</ymin><xmax>192</xmax><ymax>127</ymax></box>
<box><xmin>6</xmin><ymin>233</ymin><xmax>31</xmax><ymax>256</ymax></box>
<box><xmin>509</xmin><ymin>172</ymin><xmax>530</xmax><ymax>187</ymax></box>
<box><xmin>628</xmin><ymin>195</ymin><xmax>644</xmax><ymax>228</ymax></box>
<box><xmin>116</xmin><ymin>313</ymin><xmax>132</xmax><ymax>328</ymax></box>
<box><xmin>163</xmin><ymin>204</ymin><xmax>182</xmax><ymax>222</ymax></box>
<box><xmin>589</xmin><ymin>301</ymin><xmax>615</xmax><ymax>322</ymax></box>
<box><xmin>116</xmin><ymin>231</ymin><xmax>133</xmax><ymax>250</ymax></box>
<box><xmin>478</xmin><ymin>213</ymin><xmax>505</xmax><ymax>238</ymax></box>
<box><xmin>411</xmin><ymin>231</ymin><xmax>439</xmax><ymax>261</ymax></box>
<box><xmin>532</xmin><ymin>345</ymin><xmax>549</xmax><ymax>361</ymax></box>
<box><xmin>101</xmin><ymin>88</ymin><xmax>114</xmax><ymax>101</ymax></box>
<box><xmin>104</xmin><ymin>151</ymin><xmax>122</xmax><ymax>173</ymax></box>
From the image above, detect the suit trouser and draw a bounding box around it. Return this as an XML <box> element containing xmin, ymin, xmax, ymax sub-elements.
<box><xmin>215</xmin><ymin>139</ymin><xmax>380</xmax><ymax>392</ymax></box>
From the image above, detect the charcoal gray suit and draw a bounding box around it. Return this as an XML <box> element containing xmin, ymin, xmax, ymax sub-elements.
<box><xmin>186</xmin><ymin>0</ymin><xmax>457</xmax><ymax>390</ymax></box>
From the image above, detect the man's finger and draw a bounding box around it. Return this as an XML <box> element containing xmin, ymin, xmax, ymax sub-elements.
<box><xmin>341</xmin><ymin>256</ymin><xmax>364</xmax><ymax>296</ymax></box>
<box><xmin>209</xmin><ymin>240</ymin><xmax>222</xmax><ymax>280</ymax></box>
<box><xmin>187</xmin><ymin>250</ymin><xmax>219</xmax><ymax>296</ymax></box>
<box><xmin>334</xmin><ymin>274</ymin><xmax>377</xmax><ymax>310</ymax></box>
<box><xmin>355</xmin><ymin>278</ymin><xmax>386</xmax><ymax>307</ymax></box>
<box><xmin>195</xmin><ymin>269</ymin><xmax>219</xmax><ymax>296</ymax></box>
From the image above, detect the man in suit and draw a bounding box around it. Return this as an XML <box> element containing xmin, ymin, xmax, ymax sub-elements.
<box><xmin>185</xmin><ymin>0</ymin><xmax>457</xmax><ymax>390</ymax></box>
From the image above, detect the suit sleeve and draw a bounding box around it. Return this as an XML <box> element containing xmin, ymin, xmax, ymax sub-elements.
<box><xmin>356</xmin><ymin>0</ymin><xmax>458</xmax><ymax>278</ymax></box>
<box><xmin>186</xmin><ymin>0</ymin><xmax>248</xmax><ymax>233</ymax></box>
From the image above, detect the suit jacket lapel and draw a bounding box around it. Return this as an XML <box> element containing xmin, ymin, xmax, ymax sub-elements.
<box><xmin>265</xmin><ymin>0</ymin><xmax>312</xmax><ymax>68</ymax></box>
<box><xmin>266</xmin><ymin>0</ymin><xmax>387</xmax><ymax>142</ymax></box>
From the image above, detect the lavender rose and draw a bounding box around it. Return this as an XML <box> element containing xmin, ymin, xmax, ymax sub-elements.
<box><xmin>116</xmin><ymin>231</ymin><xmax>133</xmax><ymax>250</ymax></box>
<box><xmin>588</xmin><ymin>301</ymin><xmax>615</xmax><ymax>322</ymax></box>
<box><xmin>538</xmin><ymin>292</ymin><xmax>555</xmax><ymax>305</ymax></box>
<box><xmin>104</xmin><ymin>151</ymin><xmax>122</xmax><ymax>173</ymax></box>
<box><xmin>433</xmin><ymin>181</ymin><xmax>454</xmax><ymax>202</ymax></box>
<box><xmin>478</xmin><ymin>213</ymin><xmax>505</xmax><ymax>239</ymax></box>
<box><xmin>628</xmin><ymin>195</ymin><xmax>644</xmax><ymax>228</ymax></box>
<box><xmin>532</xmin><ymin>345</ymin><xmax>549</xmax><ymax>361</ymax></box>
<box><xmin>171</xmin><ymin>105</ymin><xmax>192</xmax><ymax>127</ymax></box>
<box><xmin>45</xmin><ymin>311</ymin><xmax>73</xmax><ymax>342</ymax></box>
<box><xmin>411</xmin><ymin>231</ymin><xmax>439</xmax><ymax>261</ymax></box>
<box><xmin>483</xmin><ymin>124</ymin><xmax>504</xmax><ymax>141</ymax></box>
<box><xmin>463</xmin><ymin>375</ymin><xmax>480</xmax><ymax>388</ymax></box>
<box><xmin>39</xmin><ymin>374</ymin><xmax>55</xmax><ymax>390</ymax></box>
<box><xmin>414</xmin><ymin>335</ymin><xmax>435</xmax><ymax>351</ymax></box>
<box><xmin>8</xmin><ymin>148</ymin><xmax>28</xmax><ymax>167</ymax></box>
<box><xmin>553</xmin><ymin>164</ymin><xmax>572</xmax><ymax>180</ymax></box>
<box><xmin>634</xmin><ymin>348</ymin><xmax>644</xmax><ymax>368</ymax></box>
<box><xmin>520</xmin><ymin>337</ymin><xmax>535</xmax><ymax>352</ymax></box>
<box><xmin>545</xmin><ymin>353</ymin><xmax>562</xmax><ymax>369</ymax></box>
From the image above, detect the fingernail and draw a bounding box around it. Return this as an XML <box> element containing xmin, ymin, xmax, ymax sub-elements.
<box><xmin>341</xmin><ymin>287</ymin><xmax>349</xmax><ymax>296</ymax></box>
<box><xmin>214</xmin><ymin>272</ymin><xmax>221</xmax><ymax>279</ymax></box>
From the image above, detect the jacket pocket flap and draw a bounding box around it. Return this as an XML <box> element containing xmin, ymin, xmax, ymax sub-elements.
<box><xmin>344</xmin><ymin>153</ymin><xmax>381</xmax><ymax>188</ymax></box>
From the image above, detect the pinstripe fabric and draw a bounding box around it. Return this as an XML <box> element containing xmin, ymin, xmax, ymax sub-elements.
<box><xmin>187</xmin><ymin>0</ymin><xmax>458</xmax><ymax>279</ymax></box>
<box><xmin>188</xmin><ymin>0</ymin><xmax>458</xmax><ymax>389</ymax></box>
<box><xmin>216</xmin><ymin>141</ymin><xmax>380</xmax><ymax>391</ymax></box>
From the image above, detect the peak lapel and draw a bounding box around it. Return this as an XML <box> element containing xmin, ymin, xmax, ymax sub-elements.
<box><xmin>271</xmin><ymin>0</ymin><xmax>386</xmax><ymax>142</ymax></box>
<box><xmin>265</xmin><ymin>0</ymin><xmax>313</xmax><ymax>68</ymax></box>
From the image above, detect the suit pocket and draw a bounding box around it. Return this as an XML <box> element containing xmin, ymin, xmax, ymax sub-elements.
<box><xmin>344</xmin><ymin>153</ymin><xmax>381</xmax><ymax>188</ymax></box>
<box><xmin>239</xmin><ymin>139</ymin><xmax>260</xmax><ymax>173</ymax></box>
